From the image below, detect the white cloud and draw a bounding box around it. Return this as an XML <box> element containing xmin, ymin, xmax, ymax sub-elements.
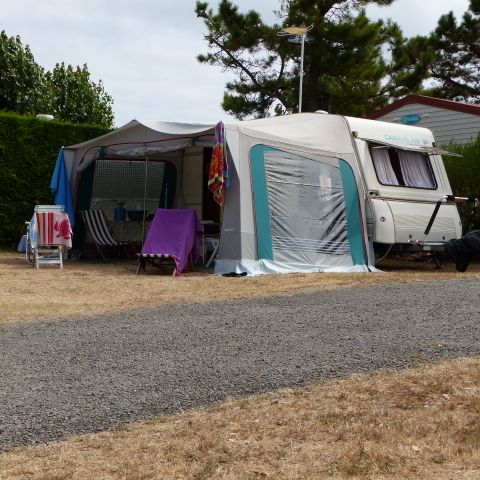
<box><xmin>2</xmin><ymin>0</ymin><xmax>473</xmax><ymax>126</ymax></box>
<box><xmin>366</xmin><ymin>0</ymin><xmax>471</xmax><ymax>36</ymax></box>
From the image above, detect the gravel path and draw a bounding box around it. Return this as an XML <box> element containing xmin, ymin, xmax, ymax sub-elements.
<box><xmin>1</xmin><ymin>278</ymin><xmax>479</xmax><ymax>450</ymax></box>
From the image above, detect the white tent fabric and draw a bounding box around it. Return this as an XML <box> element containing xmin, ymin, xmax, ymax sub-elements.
<box><xmin>264</xmin><ymin>150</ymin><xmax>350</xmax><ymax>261</ymax></box>
<box><xmin>237</xmin><ymin>113</ymin><xmax>355</xmax><ymax>154</ymax></box>
<box><xmin>215</xmin><ymin>114</ymin><xmax>374</xmax><ymax>275</ymax></box>
<box><xmin>64</xmin><ymin>120</ymin><xmax>216</xmax><ymax>180</ymax></box>
<box><xmin>67</xmin><ymin>120</ymin><xmax>215</xmax><ymax>150</ymax></box>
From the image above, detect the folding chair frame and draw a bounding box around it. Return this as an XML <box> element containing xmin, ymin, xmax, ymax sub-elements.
<box><xmin>202</xmin><ymin>236</ymin><xmax>220</xmax><ymax>268</ymax></box>
<box><xmin>33</xmin><ymin>245</ymin><xmax>65</xmax><ymax>269</ymax></box>
<box><xmin>136</xmin><ymin>252</ymin><xmax>194</xmax><ymax>276</ymax></box>
<box><xmin>26</xmin><ymin>205</ymin><xmax>67</xmax><ymax>269</ymax></box>
<box><xmin>80</xmin><ymin>210</ymin><xmax>129</xmax><ymax>260</ymax></box>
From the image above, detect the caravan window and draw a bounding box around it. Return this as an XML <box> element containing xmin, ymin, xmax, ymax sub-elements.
<box><xmin>369</xmin><ymin>144</ymin><xmax>437</xmax><ymax>189</ymax></box>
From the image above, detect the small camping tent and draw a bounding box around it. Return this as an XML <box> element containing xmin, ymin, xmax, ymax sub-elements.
<box><xmin>63</xmin><ymin>113</ymin><xmax>374</xmax><ymax>274</ymax></box>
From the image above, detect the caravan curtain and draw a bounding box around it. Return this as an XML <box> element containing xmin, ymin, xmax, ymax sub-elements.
<box><xmin>398</xmin><ymin>150</ymin><xmax>436</xmax><ymax>188</ymax></box>
<box><xmin>371</xmin><ymin>148</ymin><xmax>399</xmax><ymax>185</ymax></box>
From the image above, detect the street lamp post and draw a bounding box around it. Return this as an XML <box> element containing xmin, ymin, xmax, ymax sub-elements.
<box><xmin>278</xmin><ymin>25</ymin><xmax>313</xmax><ymax>113</ymax></box>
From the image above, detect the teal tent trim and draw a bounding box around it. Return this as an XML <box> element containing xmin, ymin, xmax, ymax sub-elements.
<box><xmin>77</xmin><ymin>161</ymin><xmax>96</xmax><ymax>211</ymax></box>
<box><xmin>339</xmin><ymin>159</ymin><xmax>367</xmax><ymax>266</ymax></box>
<box><xmin>159</xmin><ymin>162</ymin><xmax>176</xmax><ymax>209</ymax></box>
<box><xmin>250</xmin><ymin>145</ymin><xmax>273</xmax><ymax>260</ymax></box>
<box><xmin>74</xmin><ymin>160</ymin><xmax>96</xmax><ymax>250</ymax></box>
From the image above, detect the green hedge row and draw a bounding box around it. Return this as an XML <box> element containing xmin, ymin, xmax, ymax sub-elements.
<box><xmin>0</xmin><ymin>111</ymin><xmax>108</xmax><ymax>248</ymax></box>
<box><xmin>442</xmin><ymin>135</ymin><xmax>480</xmax><ymax>232</ymax></box>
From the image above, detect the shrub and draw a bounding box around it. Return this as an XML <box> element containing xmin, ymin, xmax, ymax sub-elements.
<box><xmin>443</xmin><ymin>135</ymin><xmax>480</xmax><ymax>232</ymax></box>
<box><xmin>0</xmin><ymin>111</ymin><xmax>108</xmax><ymax>248</ymax></box>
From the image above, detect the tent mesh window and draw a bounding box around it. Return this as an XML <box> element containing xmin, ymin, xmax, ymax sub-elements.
<box><xmin>264</xmin><ymin>150</ymin><xmax>350</xmax><ymax>263</ymax></box>
<box><xmin>89</xmin><ymin>159</ymin><xmax>168</xmax><ymax>242</ymax></box>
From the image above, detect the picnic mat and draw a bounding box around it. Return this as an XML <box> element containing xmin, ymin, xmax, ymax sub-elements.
<box><xmin>141</xmin><ymin>208</ymin><xmax>203</xmax><ymax>274</ymax></box>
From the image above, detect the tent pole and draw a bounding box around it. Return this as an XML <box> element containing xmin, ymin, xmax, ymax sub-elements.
<box><xmin>142</xmin><ymin>152</ymin><xmax>149</xmax><ymax>247</ymax></box>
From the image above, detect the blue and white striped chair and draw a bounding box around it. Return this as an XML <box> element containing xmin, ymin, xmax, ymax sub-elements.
<box><xmin>80</xmin><ymin>210</ymin><xmax>127</xmax><ymax>260</ymax></box>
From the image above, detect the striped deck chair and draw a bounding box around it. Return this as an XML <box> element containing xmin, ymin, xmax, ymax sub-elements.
<box><xmin>80</xmin><ymin>210</ymin><xmax>127</xmax><ymax>260</ymax></box>
<box><xmin>29</xmin><ymin>206</ymin><xmax>72</xmax><ymax>269</ymax></box>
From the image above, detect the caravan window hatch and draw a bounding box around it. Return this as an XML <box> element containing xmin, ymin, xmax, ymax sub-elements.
<box><xmin>369</xmin><ymin>143</ymin><xmax>437</xmax><ymax>190</ymax></box>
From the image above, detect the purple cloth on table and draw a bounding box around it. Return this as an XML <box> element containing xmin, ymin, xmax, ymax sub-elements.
<box><xmin>141</xmin><ymin>208</ymin><xmax>203</xmax><ymax>274</ymax></box>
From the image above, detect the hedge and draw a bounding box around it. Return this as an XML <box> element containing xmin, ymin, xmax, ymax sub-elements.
<box><xmin>442</xmin><ymin>135</ymin><xmax>480</xmax><ymax>232</ymax></box>
<box><xmin>0</xmin><ymin>111</ymin><xmax>108</xmax><ymax>249</ymax></box>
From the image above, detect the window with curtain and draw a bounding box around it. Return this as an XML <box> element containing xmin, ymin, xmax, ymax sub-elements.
<box><xmin>369</xmin><ymin>144</ymin><xmax>436</xmax><ymax>190</ymax></box>
<box><xmin>397</xmin><ymin>150</ymin><xmax>436</xmax><ymax>188</ymax></box>
<box><xmin>370</xmin><ymin>147</ymin><xmax>400</xmax><ymax>185</ymax></box>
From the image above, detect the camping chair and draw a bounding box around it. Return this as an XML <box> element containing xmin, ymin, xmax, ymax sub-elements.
<box><xmin>80</xmin><ymin>209</ymin><xmax>128</xmax><ymax>260</ymax></box>
<box><xmin>136</xmin><ymin>208</ymin><xmax>202</xmax><ymax>276</ymax></box>
<box><xmin>27</xmin><ymin>205</ymin><xmax>72</xmax><ymax>269</ymax></box>
<box><xmin>200</xmin><ymin>220</ymin><xmax>221</xmax><ymax>268</ymax></box>
<box><xmin>136</xmin><ymin>252</ymin><xmax>195</xmax><ymax>276</ymax></box>
<box><xmin>24</xmin><ymin>205</ymin><xmax>66</xmax><ymax>264</ymax></box>
<box><xmin>202</xmin><ymin>236</ymin><xmax>220</xmax><ymax>268</ymax></box>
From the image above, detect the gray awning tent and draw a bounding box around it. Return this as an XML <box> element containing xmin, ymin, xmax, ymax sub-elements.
<box><xmin>65</xmin><ymin>120</ymin><xmax>216</xmax><ymax>177</ymax></box>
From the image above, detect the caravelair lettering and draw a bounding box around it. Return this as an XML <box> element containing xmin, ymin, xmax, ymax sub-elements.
<box><xmin>384</xmin><ymin>135</ymin><xmax>430</xmax><ymax>146</ymax></box>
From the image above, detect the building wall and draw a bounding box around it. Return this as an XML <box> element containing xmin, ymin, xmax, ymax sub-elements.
<box><xmin>374</xmin><ymin>103</ymin><xmax>480</xmax><ymax>145</ymax></box>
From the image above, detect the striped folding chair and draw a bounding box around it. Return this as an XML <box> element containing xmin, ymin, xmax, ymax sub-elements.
<box><xmin>80</xmin><ymin>210</ymin><xmax>127</xmax><ymax>260</ymax></box>
<box><xmin>28</xmin><ymin>205</ymin><xmax>72</xmax><ymax>269</ymax></box>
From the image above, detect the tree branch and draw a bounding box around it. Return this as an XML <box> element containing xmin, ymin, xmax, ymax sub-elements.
<box><xmin>431</xmin><ymin>67</ymin><xmax>480</xmax><ymax>95</ymax></box>
<box><xmin>207</xmin><ymin>35</ymin><xmax>289</xmax><ymax>106</ymax></box>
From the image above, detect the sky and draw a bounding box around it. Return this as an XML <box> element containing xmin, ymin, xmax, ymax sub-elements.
<box><xmin>2</xmin><ymin>0</ymin><xmax>472</xmax><ymax>127</ymax></box>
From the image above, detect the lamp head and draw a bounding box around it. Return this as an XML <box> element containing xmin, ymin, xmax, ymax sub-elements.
<box><xmin>282</xmin><ymin>26</ymin><xmax>309</xmax><ymax>35</ymax></box>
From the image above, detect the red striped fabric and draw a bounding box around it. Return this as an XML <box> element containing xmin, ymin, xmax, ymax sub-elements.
<box><xmin>35</xmin><ymin>212</ymin><xmax>72</xmax><ymax>248</ymax></box>
<box><xmin>48</xmin><ymin>212</ymin><xmax>53</xmax><ymax>244</ymax></box>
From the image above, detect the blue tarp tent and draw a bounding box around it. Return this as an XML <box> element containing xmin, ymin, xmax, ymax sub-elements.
<box><xmin>50</xmin><ymin>146</ymin><xmax>75</xmax><ymax>226</ymax></box>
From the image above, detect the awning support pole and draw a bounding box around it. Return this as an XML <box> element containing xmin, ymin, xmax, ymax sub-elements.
<box><xmin>142</xmin><ymin>152</ymin><xmax>149</xmax><ymax>246</ymax></box>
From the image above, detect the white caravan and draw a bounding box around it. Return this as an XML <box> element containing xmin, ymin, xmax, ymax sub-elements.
<box><xmin>344</xmin><ymin>116</ymin><xmax>462</xmax><ymax>256</ymax></box>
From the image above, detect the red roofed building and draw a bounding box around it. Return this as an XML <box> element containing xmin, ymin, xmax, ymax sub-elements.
<box><xmin>367</xmin><ymin>94</ymin><xmax>480</xmax><ymax>145</ymax></box>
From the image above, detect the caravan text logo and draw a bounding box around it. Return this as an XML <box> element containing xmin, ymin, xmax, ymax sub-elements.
<box><xmin>384</xmin><ymin>135</ymin><xmax>430</xmax><ymax>146</ymax></box>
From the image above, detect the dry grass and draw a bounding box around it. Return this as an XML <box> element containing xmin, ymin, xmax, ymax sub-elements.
<box><xmin>2</xmin><ymin>252</ymin><xmax>480</xmax><ymax>478</ymax></box>
<box><xmin>1</xmin><ymin>357</ymin><xmax>480</xmax><ymax>479</ymax></box>
<box><xmin>1</xmin><ymin>252</ymin><xmax>480</xmax><ymax>326</ymax></box>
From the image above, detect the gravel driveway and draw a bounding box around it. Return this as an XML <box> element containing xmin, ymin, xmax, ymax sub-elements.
<box><xmin>1</xmin><ymin>278</ymin><xmax>479</xmax><ymax>450</ymax></box>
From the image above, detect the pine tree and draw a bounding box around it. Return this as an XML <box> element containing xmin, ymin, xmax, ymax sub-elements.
<box><xmin>195</xmin><ymin>0</ymin><xmax>410</xmax><ymax>118</ymax></box>
<box><xmin>428</xmin><ymin>0</ymin><xmax>480</xmax><ymax>102</ymax></box>
<box><xmin>389</xmin><ymin>0</ymin><xmax>480</xmax><ymax>103</ymax></box>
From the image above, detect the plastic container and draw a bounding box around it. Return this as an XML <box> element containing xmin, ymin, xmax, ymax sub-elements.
<box><xmin>114</xmin><ymin>206</ymin><xmax>127</xmax><ymax>221</ymax></box>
